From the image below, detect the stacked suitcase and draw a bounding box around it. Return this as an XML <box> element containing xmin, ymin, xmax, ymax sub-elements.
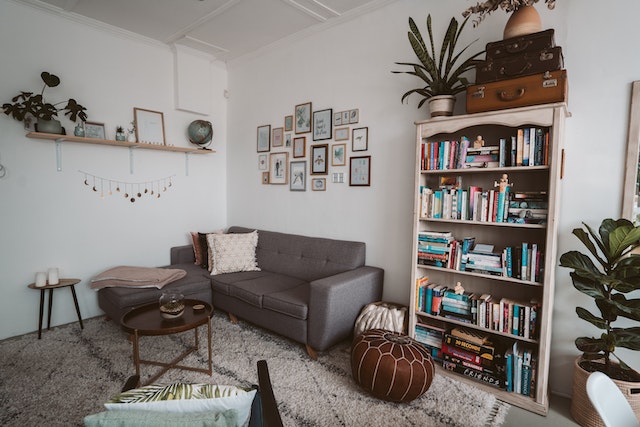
<box><xmin>466</xmin><ymin>29</ymin><xmax>568</xmax><ymax>114</ymax></box>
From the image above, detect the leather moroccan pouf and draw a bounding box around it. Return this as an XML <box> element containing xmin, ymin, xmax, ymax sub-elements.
<box><xmin>351</xmin><ymin>329</ymin><xmax>435</xmax><ymax>402</ymax></box>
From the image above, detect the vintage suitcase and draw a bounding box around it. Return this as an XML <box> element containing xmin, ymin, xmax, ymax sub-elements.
<box><xmin>476</xmin><ymin>46</ymin><xmax>564</xmax><ymax>84</ymax></box>
<box><xmin>485</xmin><ymin>29</ymin><xmax>555</xmax><ymax>59</ymax></box>
<box><xmin>466</xmin><ymin>70</ymin><xmax>568</xmax><ymax>114</ymax></box>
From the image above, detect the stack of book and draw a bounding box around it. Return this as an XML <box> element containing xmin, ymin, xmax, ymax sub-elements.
<box><xmin>414</xmin><ymin>320</ymin><xmax>446</xmax><ymax>362</ymax></box>
<box><xmin>507</xmin><ymin>191</ymin><xmax>548</xmax><ymax>224</ymax></box>
<box><xmin>417</xmin><ymin>231</ymin><xmax>455</xmax><ymax>268</ymax></box>
<box><xmin>464</xmin><ymin>146</ymin><xmax>500</xmax><ymax>168</ymax></box>
<box><xmin>441</xmin><ymin>328</ymin><xmax>504</xmax><ymax>388</ymax></box>
<box><xmin>439</xmin><ymin>289</ymin><xmax>475</xmax><ymax>324</ymax></box>
<box><xmin>505</xmin><ymin>342</ymin><xmax>537</xmax><ymax>396</ymax></box>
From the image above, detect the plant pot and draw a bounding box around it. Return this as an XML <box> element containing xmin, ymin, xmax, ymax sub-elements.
<box><xmin>504</xmin><ymin>5</ymin><xmax>542</xmax><ymax>39</ymax></box>
<box><xmin>36</xmin><ymin>118</ymin><xmax>63</xmax><ymax>135</ymax></box>
<box><xmin>571</xmin><ymin>356</ymin><xmax>640</xmax><ymax>427</ymax></box>
<box><xmin>427</xmin><ymin>95</ymin><xmax>455</xmax><ymax>118</ymax></box>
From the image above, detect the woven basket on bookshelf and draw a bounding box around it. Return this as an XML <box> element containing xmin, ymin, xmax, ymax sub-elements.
<box><xmin>570</xmin><ymin>357</ymin><xmax>640</xmax><ymax>427</ymax></box>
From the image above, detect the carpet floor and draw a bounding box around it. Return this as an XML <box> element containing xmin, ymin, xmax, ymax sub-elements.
<box><xmin>0</xmin><ymin>311</ymin><xmax>509</xmax><ymax>426</ymax></box>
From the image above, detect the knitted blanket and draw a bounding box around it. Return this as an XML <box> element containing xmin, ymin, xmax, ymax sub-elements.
<box><xmin>90</xmin><ymin>266</ymin><xmax>186</xmax><ymax>290</ymax></box>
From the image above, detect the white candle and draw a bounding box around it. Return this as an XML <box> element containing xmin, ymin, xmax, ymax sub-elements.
<box><xmin>35</xmin><ymin>272</ymin><xmax>47</xmax><ymax>287</ymax></box>
<box><xmin>48</xmin><ymin>268</ymin><xmax>59</xmax><ymax>285</ymax></box>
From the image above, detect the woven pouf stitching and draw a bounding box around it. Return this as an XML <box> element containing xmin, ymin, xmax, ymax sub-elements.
<box><xmin>351</xmin><ymin>329</ymin><xmax>435</xmax><ymax>402</ymax></box>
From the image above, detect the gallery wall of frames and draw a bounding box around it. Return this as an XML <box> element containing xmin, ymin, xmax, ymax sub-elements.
<box><xmin>256</xmin><ymin>102</ymin><xmax>371</xmax><ymax>191</ymax></box>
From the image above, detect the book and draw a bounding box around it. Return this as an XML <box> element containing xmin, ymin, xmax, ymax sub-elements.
<box><xmin>442</xmin><ymin>360</ymin><xmax>503</xmax><ymax>388</ymax></box>
<box><xmin>444</xmin><ymin>333</ymin><xmax>495</xmax><ymax>360</ymax></box>
<box><xmin>522</xmin><ymin>128</ymin><xmax>530</xmax><ymax>166</ymax></box>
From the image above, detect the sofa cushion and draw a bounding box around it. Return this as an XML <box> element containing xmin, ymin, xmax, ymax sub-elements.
<box><xmin>262</xmin><ymin>284</ymin><xmax>309</xmax><ymax>320</ymax></box>
<box><xmin>207</xmin><ymin>231</ymin><xmax>260</xmax><ymax>275</ymax></box>
<box><xmin>212</xmin><ymin>272</ymin><xmax>306</xmax><ymax>309</ymax></box>
<box><xmin>210</xmin><ymin>271</ymin><xmax>273</xmax><ymax>296</ymax></box>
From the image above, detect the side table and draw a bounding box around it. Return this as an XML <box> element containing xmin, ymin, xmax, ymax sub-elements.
<box><xmin>28</xmin><ymin>278</ymin><xmax>84</xmax><ymax>339</ymax></box>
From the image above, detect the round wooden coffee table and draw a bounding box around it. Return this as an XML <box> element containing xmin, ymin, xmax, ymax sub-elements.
<box><xmin>121</xmin><ymin>299</ymin><xmax>213</xmax><ymax>385</ymax></box>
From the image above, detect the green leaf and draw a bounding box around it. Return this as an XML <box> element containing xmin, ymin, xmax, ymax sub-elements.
<box><xmin>576</xmin><ymin>306</ymin><xmax>608</xmax><ymax>329</ymax></box>
<box><xmin>611</xmin><ymin>328</ymin><xmax>640</xmax><ymax>351</ymax></box>
<box><xmin>40</xmin><ymin>71</ymin><xmax>60</xmax><ymax>88</ymax></box>
<box><xmin>576</xmin><ymin>336</ymin><xmax>607</xmax><ymax>353</ymax></box>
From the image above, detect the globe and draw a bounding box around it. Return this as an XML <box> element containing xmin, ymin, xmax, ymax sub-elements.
<box><xmin>187</xmin><ymin>120</ymin><xmax>213</xmax><ymax>148</ymax></box>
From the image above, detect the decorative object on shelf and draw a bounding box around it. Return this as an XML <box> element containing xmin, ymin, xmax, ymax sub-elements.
<box><xmin>2</xmin><ymin>71</ymin><xmax>88</xmax><ymax>135</ymax></box>
<box><xmin>47</xmin><ymin>268</ymin><xmax>59</xmax><ymax>285</ymax></box>
<box><xmin>84</xmin><ymin>121</ymin><xmax>106</xmax><ymax>139</ymax></box>
<box><xmin>351</xmin><ymin>329</ymin><xmax>435</xmax><ymax>403</ymax></box>
<box><xmin>392</xmin><ymin>14</ymin><xmax>484</xmax><ymax>118</ymax></box>
<box><xmin>461</xmin><ymin>0</ymin><xmax>556</xmax><ymax>38</ymax></box>
<box><xmin>79</xmin><ymin>171</ymin><xmax>175</xmax><ymax>203</ymax></box>
<box><xmin>187</xmin><ymin>120</ymin><xmax>213</xmax><ymax>149</ymax></box>
<box><xmin>127</xmin><ymin>121</ymin><xmax>137</xmax><ymax>142</ymax></box>
<box><xmin>115</xmin><ymin>126</ymin><xmax>125</xmax><ymax>141</ymax></box>
<box><xmin>159</xmin><ymin>292</ymin><xmax>185</xmax><ymax>320</ymax></box>
<box><xmin>559</xmin><ymin>218</ymin><xmax>640</xmax><ymax>425</ymax></box>
<box><xmin>74</xmin><ymin>122</ymin><xmax>85</xmax><ymax>137</ymax></box>
<box><xmin>134</xmin><ymin>107</ymin><xmax>166</xmax><ymax>145</ymax></box>
<box><xmin>35</xmin><ymin>272</ymin><xmax>47</xmax><ymax>288</ymax></box>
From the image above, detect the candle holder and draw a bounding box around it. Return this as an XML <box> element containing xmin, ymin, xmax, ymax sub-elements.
<box><xmin>159</xmin><ymin>292</ymin><xmax>185</xmax><ymax>320</ymax></box>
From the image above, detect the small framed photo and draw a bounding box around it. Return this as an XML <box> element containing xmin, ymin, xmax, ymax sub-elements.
<box><xmin>269</xmin><ymin>152</ymin><xmax>288</xmax><ymax>185</ymax></box>
<box><xmin>272</xmin><ymin>127</ymin><xmax>284</xmax><ymax>147</ymax></box>
<box><xmin>290</xmin><ymin>161</ymin><xmax>306</xmax><ymax>191</ymax></box>
<box><xmin>84</xmin><ymin>121</ymin><xmax>106</xmax><ymax>139</ymax></box>
<box><xmin>313</xmin><ymin>108</ymin><xmax>332</xmax><ymax>141</ymax></box>
<box><xmin>295</xmin><ymin>102</ymin><xmax>312</xmax><ymax>134</ymax></box>
<box><xmin>341</xmin><ymin>111</ymin><xmax>349</xmax><ymax>124</ymax></box>
<box><xmin>285</xmin><ymin>133</ymin><xmax>292</xmax><ymax>147</ymax></box>
<box><xmin>349</xmin><ymin>109</ymin><xmax>359</xmax><ymax>124</ymax></box>
<box><xmin>352</xmin><ymin>127</ymin><xmax>368</xmax><ymax>152</ymax></box>
<box><xmin>334</xmin><ymin>127</ymin><xmax>349</xmax><ymax>141</ymax></box>
<box><xmin>332</xmin><ymin>172</ymin><xmax>345</xmax><ymax>183</ymax></box>
<box><xmin>134</xmin><ymin>108</ymin><xmax>165</xmax><ymax>145</ymax></box>
<box><xmin>257</xmin><ymin>124</ymin><xmax>271</xmax><ymax>152</ymax></box>
<box><xmin>293</xmin><ymin>136</ymin><xmax>306</xmax><ymax>158</ymax></box>
<box><xmin>334</xmin><ymin>112</ymin><xmax>342</xmax><ymax>126</ymax></box>
<box><xmin>350</xmin><ymin>156</ymin><xmax>371</xmax><ymax>186</ymax></box>
<box><xmin>311</xmin><ymin>144</ymin><xmax>328</xmax><ymax>175</ymax></box>
<box><xmin>312</xmin><ymin>178</ymin><xmax>326</xmax><ymax>191</ymax></box>
<box><xmin>284</xmin><ymin>115</ymin><xmax>293</xmax><ymax>132</ymax></box>
<box><xmin>331</xmin><ymin>143</ymin><xmax>346</xmax><ymax>166</ymax></box>
<box><xmin>262</xmin><ymin>172</ymin><xmax>269</xmax><ymax>184</ymax></box>
<box><xmin>258</xmin><ymin>154</ymin><xmax>268</xmax><ymax>171</ymax></box>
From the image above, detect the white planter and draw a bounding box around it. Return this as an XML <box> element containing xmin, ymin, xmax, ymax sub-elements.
<box><xmin>427</xmin><ymin>95</ymin><xmax>455</xmax><ymax>118</ymax></box>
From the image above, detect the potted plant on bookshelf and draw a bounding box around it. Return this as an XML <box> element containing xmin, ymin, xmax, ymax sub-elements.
<box><xmin>2</xmin><ymin>71</ymin><xmax>88</xmax><ymax>135</ymax></box>
<box><xmin>392</xmin><ymin>14</ymin><xmax>484</xmax><ymax>118</ymax></box>
<box><xmin>559</xmin><ymin>218</ymin><xmax>640</xmax><ymax>426</ymax></box>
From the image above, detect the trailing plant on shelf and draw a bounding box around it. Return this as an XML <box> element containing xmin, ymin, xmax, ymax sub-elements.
<box><xmin>462</xmin><ymin>0</ymin><xmax>556</xmax><ymax>27</ymax></box>
<box><xmin>559</xmin><ymin>218</ymin><xmax>640</xmax><ymax>381</ymax></box>
<box><xmin>392</xmin><ymin>14</ymin><xmax>484</xmax><ymax>110</ymax></box>
<box><xmin>2</xmin><ymin>71</ymin><xmax>88</xmax><ymax>125</ymax></box>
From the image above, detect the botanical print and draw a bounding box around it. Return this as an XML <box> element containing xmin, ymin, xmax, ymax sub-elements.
<box><xmin>295</xmin><ymin>102</ymin><xmax>311</xmax><ymax>134</ymax></box>
<box><xmin>332</xmin><ymin>144</ymin><xmax>346</xmax><ymax>166</ymax></box>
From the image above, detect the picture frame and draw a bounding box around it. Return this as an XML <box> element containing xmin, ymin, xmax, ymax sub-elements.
<box><xmin>293</xmin><ymin>136</ymin><xmax>306</xmax><ymax>158</ymax></box>
<box><xmin>261</xmin><ymin>172</ymin><xmax>269</xmax><ymax>184</ymax></box>
<box><xmin>341</xmin><ymin>111</ymin><xmax>349</xmax><ymax>124</ymax></box>
<box><xmin>331</xmin><ymin>143</ymin><xmax>346</xmax><ymax>166</ymax></box>
<box><xmin>272</xmin><ymin>127</ymin><xmax>284</xmax><ymax>147</ymax></box>
<box><xmin>313</xmin><ymin>108</ymin><xmax>332</xmax><ymax>141</ymax></box>
<box><xmin>289</xmin><ymin>161</ymin><xmax>306</xmax><ymax>191</ymax></box>
<box><xmin>310</xmin><ymin>144</ymin><xmax>328</xmax><ymax>175</ymax></box>
<box><xmin>334</xmin><ymin>112</ymin><xmax>342</xmax><ymax>127</ymax></box>
<box><xmin>332</xmin><ymin>172</ymin><xmax>345</xmax><ymax>183</ymax></box>
<box><xmin>352</xmin><ymin>127</ymin><xmax>368</xmax><ymax>151</ymax></box>
<box><xmin>269</xmin><ymin>152</ymin><xmax>288</xmax><ymax>185</ymax></box>
<box><xmin>312</xmin><ymin>178</ymin><xmax>326</xmax><ymax>191</ymax></box>
<box><xmin>257</xmin><ymin>124</ymin><xmax>271</xmax><ymax>152</ymax></box>
<box><xmin>349</xmin><ymin>109</ymin><xmax>359</xmax><ymax>124</ymax></box>
<box><xmin>334</xmin><ymin>127</ymin><xmax>349</xmax><ymax>141</ymax></box>
<box><xmin>295</xmin><ymin>102</ymin><xmax>312</xmax><ymax>134</ymax></box>
<box><xmin>285</xmin><ymin>133</ymin><xmax>292</xmax><ymax>148</ymax></box>
<box><xmin>350</xmin><ymin>155</ymin><xmax>371</xmax><ymax>186</ymax></box>
<box><xmin>84</xmin><ymin>121</ymin><xmax>106</xmax><ymax>139</ymax></box>
<box><xmin>134</xmin><ymin>108</ymin><xmax>165</xmax><ymax>145</ymax></box>
<box><xmin>284</xmin><ymin>115</ymin><xmax>293</xmax><ymax>132</ymax></box>
<box><xmin>258</xmin><ymin>154</ymin><xmax>268</xmax><ymax>171</ymax></box>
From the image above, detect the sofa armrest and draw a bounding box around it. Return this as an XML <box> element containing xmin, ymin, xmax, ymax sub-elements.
<box><xmin>170</xmin><ymin>245</ymin><xmax>196</xmax><ymax>265</ymax></box>
<box><xmin>307</xmin><ymin>266</ymin><xmax>383</xmax><ymax>352</ymax></box>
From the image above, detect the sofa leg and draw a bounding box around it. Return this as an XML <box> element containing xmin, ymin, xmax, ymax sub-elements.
<box><xmin>229</xmin><ymin>313</ymin><xmax>238</xmax><ymax>324</ymax></box>
<box><xmin>305</xmin><ymin>344</ymin><xmax>318</xmax><ymax>360</ymax></box>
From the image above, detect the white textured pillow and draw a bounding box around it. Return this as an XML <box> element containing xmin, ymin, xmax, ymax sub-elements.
<box><xmin>207</xmin><ymin>231</ymin><xmax>260</xmax><ymax>275</ymax></box>
<box><xmin>104</xmin><ymin>383</ymin><xmax>256</xmax><ymax>427</ymax></box>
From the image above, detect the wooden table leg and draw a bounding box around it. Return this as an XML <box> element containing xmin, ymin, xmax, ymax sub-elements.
<box><xmin>207</xmin><ymin>316</ymin><xmax>212</xmax><ymax>375</ymax></box>
<box><xmin>133</xmin><ymin>330</ymin><xmax>140</xmax><ymax>377</ymax></box>
<box><xmin>37</xmin><ymin>289</ymin><xmax>45</xmax><ymax>339</ymax></box>
<box><xmin>69</xmin><ymin>285</ymin><xmax>84</xmax><ymax>329</ymax></box>
<box><xmin>47</xmin><ymin>289</ymin><xmax>54</xmax><ymax>331</ymax></box>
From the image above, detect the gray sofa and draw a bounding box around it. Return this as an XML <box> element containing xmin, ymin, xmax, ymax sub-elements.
<box><xmin>97</xmin><ymin>226</ymin><xmax>384</xmax><ymax>358</ymax></box>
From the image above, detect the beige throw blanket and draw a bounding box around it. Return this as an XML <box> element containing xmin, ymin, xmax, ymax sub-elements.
<box><xmin>90</xmin><ymin>266</ymin><xmax>186</xmax><ymax>290</ymax></box>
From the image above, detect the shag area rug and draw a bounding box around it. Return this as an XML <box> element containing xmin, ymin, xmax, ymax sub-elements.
<box><xmin>0</xmin><ymin>311</ymin><xmax>509</xmax><ymax>426</ymax></box>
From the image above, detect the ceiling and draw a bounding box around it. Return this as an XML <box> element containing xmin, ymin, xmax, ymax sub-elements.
<box><xmin>21</xmin><ymin>0</ymin><xmax>391</xmax><ymax>61</ymax></box>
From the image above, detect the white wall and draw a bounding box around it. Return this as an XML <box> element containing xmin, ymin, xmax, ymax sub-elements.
<box><xmin>0</xmin><ymin>1</ymin><xmax>228</xmax><ymax>339</ymax></box>
<box><xmin>226</xmin><ymin>0</ymin><xmax>640</xmax><ymax>398</ymax></box>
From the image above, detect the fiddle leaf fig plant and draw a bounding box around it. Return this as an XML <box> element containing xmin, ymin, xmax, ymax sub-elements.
<box><xmin>3</xmin><ymin>71</ymin><xmax>88</xmax><ymax>123</ymax></box>
<box><xmin>559</xmin><ymin>218</ymin><xmax>640</xmax><ymax>379</ymax></box>
<box><xmin>392</xmin><ymin>14</ymin><xmax>484</xmax><ymax>108</ymax></box>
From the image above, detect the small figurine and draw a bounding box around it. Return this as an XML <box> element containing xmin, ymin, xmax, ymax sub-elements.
<box><xmin>473</xmin><ymin>135</ymin><xmax>485</xmax><ymax>148</ymax></box>
<box><xmin>494</xmin><ymin>173</ymin><xmax>513</xmax><ymax>193</ymax></box>
<box><xmin>454</xmin><ymin>281</ymin><xmax>465</xmax><ymax>295</ymax></box>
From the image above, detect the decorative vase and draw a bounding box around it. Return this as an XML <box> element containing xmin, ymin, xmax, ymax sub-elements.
<box><xmin>427</xmin><ymin>95</ymin><xmax>455</xmax><ymax>118</ymax></box>
<box><xmin>127</xmin><ymin>132</ymin><xmax>136</xmax><ymax>142</ymax></box>
<box><xmin>74</xmin><ymin>123</ymin><xmax>85</xmax><ymax>137</ymax></box>
<box><xmin>504</xmin><ymin>5</ymin><xmax>542</xmax><ymax>39</ymax></box>
<box><xmin>159</xmin><ymin>292</ymin><xmax>185</xmax><ymax>319</ymax></box>
<box><xmin>571</xmin><ymin>357</ymin><xmax>640</xmax><ymax>427</ymax></box>
<box><xmin>36</xmin><ymin>118</ymin><xmax>63</xmax><ymax>134</ymax></box>
<box><xmin>115</xmin><ymin>132</ymin><xmax>125</xmax><ymax>141</ymax></box>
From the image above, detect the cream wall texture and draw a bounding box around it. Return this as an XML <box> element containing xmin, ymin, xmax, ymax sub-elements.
<box><xmin>3</xmin><ymin>0</ymin><xmax>640</xmax><ymax>400</ymax></box>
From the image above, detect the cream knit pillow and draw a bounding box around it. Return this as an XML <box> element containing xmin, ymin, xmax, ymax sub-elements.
<box><xmin>207</xmin><ymin>231</ymin><xmax>260</xmax><ymax>275</ymax></box>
